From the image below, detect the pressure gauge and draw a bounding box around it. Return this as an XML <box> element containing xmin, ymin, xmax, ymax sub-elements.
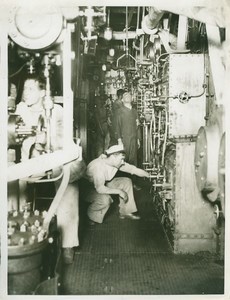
<box><xmin>8</xmin><ymin>6</ymin><xmax>63</xmax><ymax>49</ymax></box>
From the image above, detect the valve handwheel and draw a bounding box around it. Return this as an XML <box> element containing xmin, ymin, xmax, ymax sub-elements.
<box><xmin>8</xmin><ymin>5</ymin><xmax>63</xmax><ymax>49</ymax></box>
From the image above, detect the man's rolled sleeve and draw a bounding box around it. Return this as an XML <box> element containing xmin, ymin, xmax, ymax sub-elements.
<box><xmin>120</xmin><ymin>163</ymin><xmax>149</xmax><ymax>178</ymax></box>
<box><xmin>120</xmin><ymin>163</ymin><xmax>138</xmax><ymax>175</ymax></box>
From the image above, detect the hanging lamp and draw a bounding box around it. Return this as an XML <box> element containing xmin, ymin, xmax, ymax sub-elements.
<box><xmin>104</xmin><ymin>8</ymin><xmax>113</xmax><ymax>40</ymax></box>
<box><xmin>116</xmin><ymin>7</ymin><xmax>136</xmax><ymax>69</ymax></box>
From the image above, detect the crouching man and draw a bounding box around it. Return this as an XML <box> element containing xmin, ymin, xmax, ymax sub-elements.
<box><xmin>85</xmin><ymin>145</ymin><xmax>149</xmax><ymax>224</ymax></box>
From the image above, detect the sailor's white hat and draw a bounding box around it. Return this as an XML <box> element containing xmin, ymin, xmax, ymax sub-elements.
<box><xmin>105</xmin><ymin>144</ymin><xmax>125</xmax><ymax>155</ymax></box>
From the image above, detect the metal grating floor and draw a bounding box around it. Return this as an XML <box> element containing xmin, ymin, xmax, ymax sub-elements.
<box><xmin>60</xmin><ymin>180</ymin><xmax>224</xmax><ymax>295</ymax></box>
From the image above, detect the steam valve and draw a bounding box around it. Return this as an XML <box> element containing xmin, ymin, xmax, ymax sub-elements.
<box><xmin>8</xmin><ymin>114</ymin><xmax>36</xmax><ymax>147</ymax></box>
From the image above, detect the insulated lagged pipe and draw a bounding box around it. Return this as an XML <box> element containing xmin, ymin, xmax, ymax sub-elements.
<box><xmin>144</xmin><ymin>122</ymin><xmax>148</xmax><ymax>163</ymax></box>
<box><xmin>141</xmin><ymin>7</ymin><xmax>164</xmax><ymax>35</ymax></box>
<box><xmin>43</xmin><ymin>56</ymin><xmax>53</xmax><ymax>154</ymax></box>
<box><xmin>161</xmin><ymin>108</ymin><xmax>168</xmax><ymax>166</ymax></box>
<box><xmin>43</xmin><ymin>164</ymin><xmax>70</xmax><ymax>232</ymax></box>
<box><xmin>63</xmin><ymin>23</ymin><xmax>74</xmax><ymax>150</ymax></box>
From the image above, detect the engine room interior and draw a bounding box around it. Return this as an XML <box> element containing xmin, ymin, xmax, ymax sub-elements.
<box><xmin>0</xmin><ymin>1</ymin><xmax>228</xmax><ymax>297</ymax></box>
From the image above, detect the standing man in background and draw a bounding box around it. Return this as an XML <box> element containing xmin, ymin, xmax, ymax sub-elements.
<box><xmin>109</xmin><ymin>88</ymin><xmax>126</xmax><ymax>146</ymax></box>
<box><xmin>114</xmin><ymin>91</ymin><xmax>142</xmax><ymax>190</ymax></box>
<box><xmin>94</xmin><ymin>95</ymin><xmax>110</xmax><ymax>157</ymax></box>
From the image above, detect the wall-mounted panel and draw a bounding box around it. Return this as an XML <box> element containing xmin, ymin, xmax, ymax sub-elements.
<box><xmin>168</xmin><ymin>54</ymin><xmax>206</xmax><ymax>138</ymax></box>
<box><xmin>174</xmin><ymin>142</ymin><xmax>216</xmax><ymax>253</ymax></box>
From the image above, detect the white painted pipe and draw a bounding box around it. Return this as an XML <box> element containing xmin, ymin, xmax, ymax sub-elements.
<box><xmin>148</xmin><ymin>2</ymin><xmax>227</xmax><ymax>28</ymax></box>
<box><xmin>141</xmin><ymin>7</ymin><xmax>164</xmax><ymax>35</ymax></box>
<box><xmin>43</xmin><ymin>164</ymin><xmax>70</xmax><ymax>230</ymax></box>
<box><xmin>62</xmin><ymin>23</ymin><xmax>74</xmax><ymax>150</ymax></box>
<box><xmin>7</xmin><ymin>146</ymin><xmax>81</xmax><ymax>182</ymax></box>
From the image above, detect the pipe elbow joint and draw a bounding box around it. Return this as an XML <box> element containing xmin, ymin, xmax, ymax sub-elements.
<box><xmin>141</xmin><ymin>15</ymin><xmax>159</xmax><ymax>35</ymax></box>
<box><xmin>141</xmin><ymin>8</ymin><xmax>165</xmax><ymax>35</ymax></box>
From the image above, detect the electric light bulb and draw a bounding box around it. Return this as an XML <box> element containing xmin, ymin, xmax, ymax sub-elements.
<box><xmin>104</xmin><ymin>27</ymin><xmax>113</xmax><ymax>41</ymax></box>
<box><xmin>109</xmin><ymin>48</ymin><xmax>115</xmax><ymax>57</ymax></box>
<box><xmin>102</xmin><ymin>64</ymin><xmax>107</xmax><ymax>71</ymax></box>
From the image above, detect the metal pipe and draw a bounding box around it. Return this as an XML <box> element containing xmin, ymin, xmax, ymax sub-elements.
<box><xmin>100</xmin><ymin>30</ymin><xmax>138</xmax><ymax>40</ymax></box>
<box><xmin>144</xmin><ymin>122</ymin><xmax>148</xmax><ymax>163</ymax></box>
<box><xmin>141</xmin><ymin>7</ymin><xmax>164</xmax><ymax>34</ymax></box>
<box><xmin>136</xmin><ymin>6</ymin><xmax>140</xmax><ymax>32</ymax></box>
<box><xmin>125</xmin><ymin>7</ymin><xmax>128</xmax><ymax>57</ymax></box>
<box><xmin>148</xmin><ymin>3</ymin><xmax>227</xmax><ymax>28</ymax></box>
<box><xmin>161</xmin><ymin>109</ymin><xmax>168</xmax><ymax>165</ymax></box>
<box><xmin>149</xmin><ymin>109</ymin><xmax>153</xmax><ymax>153</ymax></box>
<box><xmin>156</xmin><ymin>110</ymin><xmax>161</xmax><ymax>160</ymax></box>
<box><xmin>43</xmin><ymin>164</ymin><xmax>70</xmax><ymax>232</ymax></box>
<box><xmin>63</xmin><ymin>23</ymin><xmax>74</xmax><ymax>149</ymax></box>
<box><xmin>152</xmin><ymin>107</ymin><xmax>156</xmax><ymax>159</ymax></box>
<box><xmin>7</xmin><ymin>148</ymin><xmax>80</xmax><ymax>182</ymax></box>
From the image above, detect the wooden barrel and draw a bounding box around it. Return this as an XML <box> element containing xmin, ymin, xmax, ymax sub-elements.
<box><xmin>8</xmin><ymin>239</ymin><xmax>48</xmax><ymax>295</ymax></box>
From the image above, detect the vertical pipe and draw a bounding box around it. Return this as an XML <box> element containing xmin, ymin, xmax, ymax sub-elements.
<box><xmin>156</xmin><ymin>110</ymin><xmax>161</xmax><ymax>165</ymax></box>
<box><xmin>140</xmin><ymin>35</ymin><xmax>144</xmax><ymax>62</ymax></box>
<box><xmin>143</xmin><ymin>123</ymin><xmax>146</xmax><ymax>163</ymax></box>
<box><xmin>145</xmin><ymin>123</ymin><xmax>148</xmax><ymax>163</ymax></box>
<box><xmin>177</xmin><ymin>15</ymin><xmax>188</xmax><ymax>50</ymax></box>
<box><xmin>0</xmin><ymin>15</ymin><xmax>8</xmax><ymax>297</ymax></box>
<box><xmin>73</xmin><ymin>20</ymin><xmax>82</xmax><ymax>140</ymax></box>
<box><xmin>161</xmin><ymin>108</ymin><xmax>168</xmax><ymax>166</ymax></box>
<box><xmin>43</xmin><ymin>58</ymin><xmax>53</xmax><ymax>154</ymax></box>
<box><xmin>125</xmin><ymin>6</ymin><xmax>128</xmax><ymax>57</ymax></box>
<box><xmin>152</xmin><ymin>107</ymin><xmax>156</xmax><ymax>161</ymax></box>
<box><xmin>206</xmin><ymin>24</ymin><xmax>225</xmax><ymax>105</ymax></box>
<box><xmin>136</xmin><ymin>6</ymin><xmax>140</xmax><ymax>31</ymax></box>
<box><xmin>62</xmin><ymin>23</ymin><xmax>74</xmax><ymax>150</ymax></box>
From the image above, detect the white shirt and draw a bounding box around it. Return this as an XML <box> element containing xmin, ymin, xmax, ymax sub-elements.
<box><xmin>15</xmin><ymin>102</ymin><xmax>63</xmax><ymax>161</ymax></box>
<box><xmin>86</xmin><ymin>156</ymin><xmax>138</xmax><ymax>192</ymax></box>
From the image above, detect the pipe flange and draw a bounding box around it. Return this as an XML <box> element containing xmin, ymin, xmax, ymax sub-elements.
<box><xmin>141</xmin><ymin>16</ymin><xmax>158</xmax><ymax>35</ymax></box>
<box><xmin>178</xmin><ymin>91</ymin><xmax>190</xmax><ymax>103</ymax></box>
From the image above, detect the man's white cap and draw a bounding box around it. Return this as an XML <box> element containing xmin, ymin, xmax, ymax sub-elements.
<box><xmin>105</xmin><ymin>145</ymin><xmax>125</xmax><ymax>155</ymax></box>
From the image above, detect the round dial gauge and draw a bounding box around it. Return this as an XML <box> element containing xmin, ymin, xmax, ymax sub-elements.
<box><xmin>8</xmin><ymin>6</ymin><xmax>63</xmax><ymax>49</ymax></box>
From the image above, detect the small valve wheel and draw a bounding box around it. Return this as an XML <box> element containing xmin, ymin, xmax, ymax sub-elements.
<box><xmin>178</xmin><ymin>91</ymin><xmax>190</xmax><ymax>103</ymax></box>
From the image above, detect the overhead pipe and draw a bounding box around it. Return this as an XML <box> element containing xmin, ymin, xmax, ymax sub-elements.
<box><xmin>141</xmin><ymin>7</ymin><xmax>164</xmax><ymax>35</ymax></box>
<box><xmin>7</xmin><ymin>146</ymin><xmax>80</xmax><ymax>182</ymax></box>
<box><xmin>96</xmin><ymin>7</ymin><xmax>161</xmax><ymax>40</ymax></box>
<box><xmin>142</xmin><ymin>6</ymin><xmax>190</xmax><ymax>53</ymax></box>
<box><xmin>99</xmin><ymin>30</ymin><xmax>138</xmax><ymax>40</ymax></box>
<box><xmin>146</xmin><ymin>3</ymin><xmax>228</xmax><ymax>28</ymax></box>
